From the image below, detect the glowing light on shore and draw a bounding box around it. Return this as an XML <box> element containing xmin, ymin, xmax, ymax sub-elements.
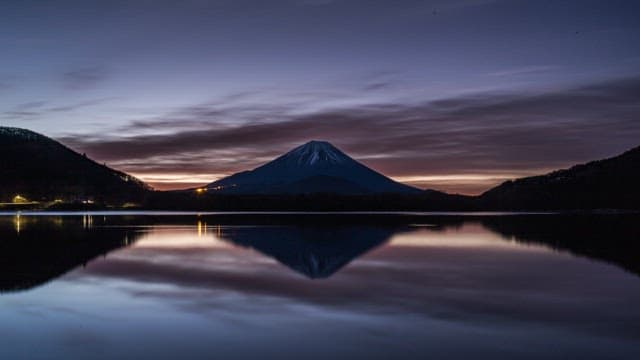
<box><xmin>13</xmin><ymin>195</ymin><xmax>28</xmax><ymax>204</ymax></box>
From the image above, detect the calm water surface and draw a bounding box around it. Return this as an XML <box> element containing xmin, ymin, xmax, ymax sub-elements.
<box><xmin>0</xmin><ymin>213</ymin><xmax>639</xmax><ymax>359</ymax></box>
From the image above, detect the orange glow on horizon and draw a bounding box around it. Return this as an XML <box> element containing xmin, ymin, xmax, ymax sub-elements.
<box><xmin>131</xmin><ymin>170</ymin><xmax>549</xmax><ymax>195</ymax></box>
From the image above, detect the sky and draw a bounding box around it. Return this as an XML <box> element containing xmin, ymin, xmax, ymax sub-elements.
<box><xmin>1</xmin><ymin>0</ymin><xmax>639</xmax><ymax>194</ymax></box>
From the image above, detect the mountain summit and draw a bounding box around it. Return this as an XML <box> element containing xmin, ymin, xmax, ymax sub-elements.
<box><xmin>206</xmin><ymin>140</ymin><xmax>420</xmax><ymax>194</ymax></box>
<box><xmin>283</xmin><ymin>140</ymin><xmax>349</xmax><ymax>166</ymax></box>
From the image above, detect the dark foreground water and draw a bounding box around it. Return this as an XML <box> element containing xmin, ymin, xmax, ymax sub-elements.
<box><xmin>0</xmin><ymin>213</ymin><xmax>639</xmax><ymax>360</ymax></box>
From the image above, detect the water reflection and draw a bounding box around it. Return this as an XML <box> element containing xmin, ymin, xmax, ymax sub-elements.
<box><xmin>219</xmin><ymin>225</ymin><xmax>402</xmax><ymax>278</ymax></box>
<box><xmin>0</xmin><ymin>216</ymin><xmax>141</xmax><ymax>292</ymax></box>
<box><xmin>481</xmin><ymin>215</ymin><xmax>640</xmax><ymax>275</ymax></box>
<box><xmin>0</xmin><ymin>214</ymin><xmax>639</xmax><ymax>359</ymax></box>
<box><xmin>1</xmin><ymin>214</ymin><xmax>639</xmax><ymax>294</ymax></box>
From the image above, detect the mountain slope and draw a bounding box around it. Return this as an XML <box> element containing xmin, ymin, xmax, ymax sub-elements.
<box><xmin>480</xmin><ymin>146</ymin><xmax>640</xmax><ymax>210</ymax></box>
<box><xmin>207</xmin><ymin>140</ymin><xmax>420</xmax><ymax>194</ymax></box>
<box><xmin>0</xmin><ymin>127</ymin><xmax>150</xmax><ymax>203</ymax></box>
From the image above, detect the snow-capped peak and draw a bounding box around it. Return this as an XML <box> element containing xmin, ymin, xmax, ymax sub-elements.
<box><xmin>286</xmin><ymin>140</ymin><xmax>348</xmax><ymax>166</ymax></box>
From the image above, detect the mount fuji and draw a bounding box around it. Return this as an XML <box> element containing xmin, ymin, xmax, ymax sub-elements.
<box><xmin>206</xmin><ymin>140</ymin><xmax>421</xmax><ymax>194</ymax></box>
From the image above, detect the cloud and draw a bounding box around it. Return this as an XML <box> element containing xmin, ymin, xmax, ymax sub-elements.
<box><xmin>2</xmin><ymin>98</ymin><xmax>116</xmax><ymax>121</ymax></box>
<box><xmin>62</xmin><ymin>65</ymin><xmax>110</xmax><ymax>90</ymax></box>
<box><xmin>0</xmin><ymin>81</ymin><xmax>13</xmax><ymax>92</ymax></box>
<box><xmin>362</xmin><ymin>82</ymin><xmax>394</xmax><ymax>91</ymax></box>
<box><xmin>487</xmin><ymin>65</ymin><xmax>559</xmax><ymax>77</ymax></box>
<box><xmin>297</xmin><ymin>0</ymin><xmax>337</xmax><ymax>5</ymax></box>
<box><xmin>57</xmin><ymin>76</ymin><xmax>640</xmax><ymax>194</ymax></box>
<box><xmin>48</xmin><ymin>97</ymin><xmax>118</xmax><ymax>112</ymax></box>
<box><xmin>1</xmin><ymin>101</ymin><xmax>47</xmax><ymax>120</ymax></box>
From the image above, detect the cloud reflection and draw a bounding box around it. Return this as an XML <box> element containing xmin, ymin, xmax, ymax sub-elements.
<box><xmin>70</xmin><ymin>218</ymin><xmax>640</xmax><ymax>341</ymax></box>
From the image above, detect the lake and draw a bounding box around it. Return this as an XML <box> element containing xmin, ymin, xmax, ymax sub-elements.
<box><xmin>0</xmin><ymin>212</ymin><xmax>639</xmax><ymax>359</ymax></box>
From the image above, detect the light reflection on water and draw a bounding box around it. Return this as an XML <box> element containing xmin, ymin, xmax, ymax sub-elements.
<box><xmin>0</xmin><ymin>214</ymin><xmax>639</xmax><ymax>360</ymax></box>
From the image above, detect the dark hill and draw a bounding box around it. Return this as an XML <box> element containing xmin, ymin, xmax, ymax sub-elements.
<box><xmin>480</xmin><ymin>146</ymin><xmax>640</xmax><ymax>210</ymax></box>
<box><xmin>0</xmin><ymin>127</ymin><xmax>150</xmax><ymax>204</ymax></box>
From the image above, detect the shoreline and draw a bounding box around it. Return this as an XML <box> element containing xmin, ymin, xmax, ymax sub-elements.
<box><xmin>2</xmin><ymin>210</ymin><xmax>638</xmax><ymax>216</ymax></box>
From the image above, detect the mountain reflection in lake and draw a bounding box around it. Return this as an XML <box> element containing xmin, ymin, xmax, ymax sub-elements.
<box><xmin>0</xmin><ymin>213</ymin><xmax>639</xmax><ymax>360</ymax></box>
